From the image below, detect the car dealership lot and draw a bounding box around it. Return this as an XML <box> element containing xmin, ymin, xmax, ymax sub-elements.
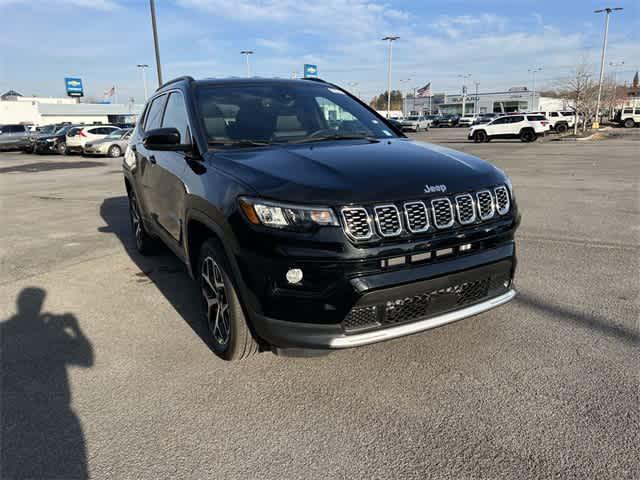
<box><xmin>1</xmin><ymin>130</ymin><xmax>638</xmax><ymax>479</ymax></box>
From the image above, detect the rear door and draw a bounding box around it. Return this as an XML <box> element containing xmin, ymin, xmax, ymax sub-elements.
<box><xmin>135</xmin><ymin>94</ymin><xmax>168</xmax><ymax>224</ymax></box>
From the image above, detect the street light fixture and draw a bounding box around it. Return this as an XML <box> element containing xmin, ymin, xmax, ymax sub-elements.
<box><xmin>382</xmin><ymin>36</ymin><xmax>400</xmax><ymax>118</ymax></box>
<box><xmin>528</xmin><ymin>67</ymin><xmax>543</xmax><ymax>111</ymax></box>
<box><xmin>240</xmin><ymin>51</ymin><xmax>254</xmax><ymax>78</ymax></box>
<box><xmin>593</xmin><ymin>7</ymin><xmax>623</xmax><ymax>128</ymax></box>
<box><xmin>137</xmin><ymin>64</ymin><xmax>149</xmax><ymax>101</ymax></box>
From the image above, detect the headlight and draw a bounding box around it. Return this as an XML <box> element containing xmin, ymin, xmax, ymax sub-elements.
<box><xmin>239</xmin><ymin>197</ymin><xmax>338</xmax><ymax>231</ymax></box>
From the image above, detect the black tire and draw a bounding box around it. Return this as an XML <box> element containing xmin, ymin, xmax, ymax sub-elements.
<box><xmin>473</xmin><ymin>130</ymin><xmax>487</xmax><ymax>143</ymax></box>
<box><xmin>624</xmin><ymin>118</ymin><xmax>635</xmax><ymax>128</ymax></box>
<box><xmin>128</xmin><ymin>191</ymin><xmax>156</xmax><ymax>255</ymax></box>
<box><xmin>198</xmin><ymin>239</ymin><xmax>259</xmax><ymax>361</ymax></box>
<box><xmin>56</xmin><ymin>142</ymin><xmax>67</xmax><ymax>155</ymax></box>
<box><xmin>108</xmin><ymin>145</ymin><xmax>122</xmax><ymax>158</ymax></box>
<box><xmin>520</xmin><ymin>129</ymin><xmax>535</xmax><ymax>142</ymax></box>
<box><xmin>556</xmin><ymin>123</ymin><xmax>568</xmax><ymax>134</ymax></box>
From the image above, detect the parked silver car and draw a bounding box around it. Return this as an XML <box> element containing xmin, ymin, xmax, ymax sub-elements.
<box><xmin>83</xmin><ymin>128</ymin><xmax>132</xmax><ymax>157</ymax></box>
<box><xmin>399</xmin><ymin>115</ymin><xmax>430</xmax><ymax>132</ymax></box>
<box><xmin>0</xmin><ymin>124</ymin><xmax>31</xmax><ymax>151</ymax></box>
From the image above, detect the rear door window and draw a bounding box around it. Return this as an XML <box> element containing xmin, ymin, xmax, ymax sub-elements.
<box><xmin>526</xmin><ymin>115</ymin><xmax>545</xmax><ymax>121</ymax></box>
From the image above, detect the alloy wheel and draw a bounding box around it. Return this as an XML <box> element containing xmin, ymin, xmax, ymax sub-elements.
<box><xmin>129</xmin><ymin>195</ymin><xmax>143</xmax><ymax>249</ymax></box>
<box><xmin>201</xmin><ymin>256</ymin><xmax>231</xmax><ymax>346</ymax></box>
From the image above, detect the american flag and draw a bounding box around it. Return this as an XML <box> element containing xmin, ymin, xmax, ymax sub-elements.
<box><xmin>104</xmin><ymin>85</ymin><xmax>116</xmax><ymax>97</ymax></box>
<box><xmin>416</xmin><ymin>82</ymin><xmax>432</xmax><ymax>98</ymax></box>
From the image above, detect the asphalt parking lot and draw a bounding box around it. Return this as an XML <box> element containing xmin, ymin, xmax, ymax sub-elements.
<box><xmin>1</xmin><ymin>128</ymin><xmax>639</xmax><ymax>479</ymax></box>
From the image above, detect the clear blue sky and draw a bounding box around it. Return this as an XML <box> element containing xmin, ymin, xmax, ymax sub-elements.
<box><xmin>1</xmin><ymin>0</ymin><xmax>637</xmax><ymax>103</ymax></box>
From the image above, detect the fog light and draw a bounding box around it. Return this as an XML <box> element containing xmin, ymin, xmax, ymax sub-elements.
<box><xmin>286</xmin><ymin>268</ymin><xmax>303</xmax><ymax>284</ymax></box>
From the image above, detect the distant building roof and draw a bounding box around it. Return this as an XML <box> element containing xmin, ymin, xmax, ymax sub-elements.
<box><xmin>38</xmin><ymin>103</ymin><xmax>144</xmax><ymax>116</ymax></box>
<box><xmin>1</xmin><ymin>90</ymin><xmax>23</xmax><ymax>100</ymax></box>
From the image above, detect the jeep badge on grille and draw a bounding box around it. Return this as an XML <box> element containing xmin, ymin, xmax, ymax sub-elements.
<box><xmin>424</xmin><ymin>184</ymin><xmax>447</xmax><ymax>193</ymax></box>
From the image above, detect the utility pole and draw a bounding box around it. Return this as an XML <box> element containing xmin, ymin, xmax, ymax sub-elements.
<box><xmin>137</xmin><ymin>64</ymin><xmax>149</xmax><ymax>100</ymax></box>
<box><xmin>347</xmin><ymin>82</ymin><xmax>361</xmax><ymax>100</ymax></box>
<box><xmin>528</xmin><ymin>67</ymin><xmax>542</xmax><ymax>111</ymax></box>
<box><xmin>593</xmin><ymin>7</ymin><xmax>623</xmax><ymax>128</ymax></box>
<box><xmin>473</xmin><ymin>81</ymin><xmax>480</xmax><ymax>115</ymax></box>
<box><xmin>241</xmin><ymin>51</ymin><xmax>254</xmax><ymax>77</ymax></box>
<box><xmin>399</xmin><ymin>78</ymin><xmax>411</xmax><ymax>116</ymax></box>
<box><xmin>382</xmin><ymin>36</ymin><xmax>399</xmax><ymax>118</ymax></box>
<box><xmin>149</xmin><ymin>0</ymin><xmax>163</xmax><ymax>87</ymax></box>
<box><xmin>458</xmin><ymin>74</ymin><xmax>471</xmax><ymax>116</ymax></box>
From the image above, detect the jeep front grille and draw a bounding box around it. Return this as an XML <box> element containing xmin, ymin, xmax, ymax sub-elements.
<box><xmin>374</xmin><ymin>205</ymin><xmax>402</xmax><ymax>237</ymax></box>
<box><xmin>476</xmin><ymin>190</ymin><xmax>495</xmax><ymax>220</ymax></box>
<box><xmin>494</xmin><ymin>186</ymin><xmax>510</xmax><ymax>215</ymax></box>
<box><xmin>431</xmin><ymin>198</ymin><xmax>454</xmax><ymax>229</ymax></box>
<box><xmin>455</xmin><ymin>194</ymin><xmax>476</xmax><ymax>225</ymax></box>
<box><xmin>339</xmin><ymin>185</ymin><xmax>510</xmax><ymax>242</ymax></box>
<box><xmin>403</xmin><ymin>201</ymin><xmax>429</xmax><ymax>233</ymax></box>
<box><xmin>341</xmin><ymin>207</ymin><xmax>372</xmax><ymax>240</ymax></box>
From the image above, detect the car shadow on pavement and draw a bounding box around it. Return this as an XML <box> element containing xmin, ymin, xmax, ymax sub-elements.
<box><xmin>1</xmin><ymin>287</ymin><xmax>93</xmax><ymax>480</ymax></box>
<box><xmin>515</xmin><ymin>291</ymin><xmax>639</xmax><ymax>345</ymax></box>
<box><xmin>98</xmin><ymin>196</ymin><xmax>211</xmax><ymax>348</ymax></box>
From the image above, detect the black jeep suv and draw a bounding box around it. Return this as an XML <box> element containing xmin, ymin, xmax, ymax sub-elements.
<box><xmin>122</xmin><ymin>76</ymin><xmax>519</xmax><ymax>360</ymax></box>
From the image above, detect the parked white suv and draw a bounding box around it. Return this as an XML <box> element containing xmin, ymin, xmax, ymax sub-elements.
<box><xmin>533</xmin><ymin>111</ymin><xmax>574</xmax><ymax>133</ymax></box>
<box><xmin>468</xmin><ymin>114</ymin><xmax>549</xmax><ymax>143</ymax></box>
<box><xmin>614</xmin><ymin>107</ymin><xmax>640</xmax><ymax>128</ymax></box>
<box><xmin>457</xmin><ymin>115</ymin><xmax>478</xmax><ymax>127</ymax></box>
<box><xmin>399</xmin><ymin>115</ymin><xmax>430</xmax><ymax>132</ymax></box>
<box><xmin>65</xmin><ymin>125</ymin><xmax>120</xmax><ymax>154</ymax></box>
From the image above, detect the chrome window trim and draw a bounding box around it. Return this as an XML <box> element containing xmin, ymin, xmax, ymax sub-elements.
<box><xmin>476</xmin><ymin>190</ymin><xmax>495</xmax><ymax>220</ymax></box>
<box><xmin>430</xmin><ymin>197</ymin><xmax>455</xmax><ymax>229</ymax></box>
<box><xmin>454</xmin><ymin>193</ymin><xmax>476</xmax><ymax>225</ymax></box>
<box><xmin>340</xmin><ymin>206</ymin><xmax>373</xmax><ymax>241</ymax></box>
<box><xmin>373</xmin><ymin>204</ymin><xmax>403</xmax><ymax>237</ymax></box>
<box><xmin>403</xmin><ymin>201</ymin><xmax>429</xmax><ymax>233</ymax></box>
<box><xmin>494</xmin><ymin>186</ymin><xmax>510</xmax><ymax>215</ymax></box>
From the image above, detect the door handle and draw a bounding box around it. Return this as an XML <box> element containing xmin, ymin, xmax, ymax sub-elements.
<box><xmin>149</xmin><ymin>155</ymin><xmax>157</xmax><ymax>164</ymax></box>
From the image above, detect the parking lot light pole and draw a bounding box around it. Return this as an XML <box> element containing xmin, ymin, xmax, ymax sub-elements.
<box><xmin>593</xmin><ymin>7</ymin><xmax>623</xmax><ymax>129</ymax></box>
<box><xmin>382</xmin><ymin>36</ymin><xmax>399</xmax><ymax>118</ymax></box>
<box><xmin>528</xmin><ymin>67</ymin><xmax>542</xmax><ymax>111</ymax></box>
<box><xmin>473</xmin><ymin>81</ymin><xmax>480</xmax><ymax>115</ymax></box>
<box><xmin>137</xmin><ymin>64</ymin><xmax>149</xmax><ymax>101</ymax></box>
<box><xmin>149</xmin><ymin>0</ymin><xmax>163</xmax><ymax>87</ymax></box>
<box><xmin>458</xmin><ymin>74</ymin><xmax>471</xmax><ymax>116</ymax></box>
<box><xmin>240</xmin><ymin>51</ymin><xmax>254</xmax><ymax>77</ymax></box>
<box><xmin>347</xmin><ymin>82</ymin><xmax>361</xmax><ymax>100</ymax></box>
<box><xmin>399</xmin><ymin>78</ymin><xmax>411</xmax><ymax>115</ymax></box>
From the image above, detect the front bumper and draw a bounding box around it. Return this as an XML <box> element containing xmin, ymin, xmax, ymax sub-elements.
<box><xmin>247</xmin><ymin>241</ymin><xmax>517</xmax><ymax>349</ymax></box>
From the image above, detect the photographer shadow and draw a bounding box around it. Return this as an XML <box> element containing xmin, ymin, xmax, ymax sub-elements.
<box><xmin>1</xmin><ymin>287</ymin><xmax>93</xmax><ymax>479</ymax></box>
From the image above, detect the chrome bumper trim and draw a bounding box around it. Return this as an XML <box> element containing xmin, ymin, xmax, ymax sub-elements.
<box><xmin>329</xmin><ymin>288</ymin><xmax>516</xmax><ymax>348</ymax></box>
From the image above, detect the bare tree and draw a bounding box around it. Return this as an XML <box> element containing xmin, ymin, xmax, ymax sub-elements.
<box><xmin>556</xmin><ymin>62</ymin><xmax>598</xmax><ymax>134</ymax></box>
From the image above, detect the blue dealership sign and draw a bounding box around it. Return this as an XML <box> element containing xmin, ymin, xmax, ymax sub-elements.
<box><xmin>65</xmin><ymin>77</ymin><xmax>84</xmax><ymax>97</ymax></box>
<box><xmin>304</xmin><ymin>64</ymin><xmax>318</xmax><ymax>78</ymax></box>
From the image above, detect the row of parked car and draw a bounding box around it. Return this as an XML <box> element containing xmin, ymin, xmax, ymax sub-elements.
<box><xmin>0</xmin><ymin>122</ymin><xmax>133</xmax><ymax>157</ymax></box>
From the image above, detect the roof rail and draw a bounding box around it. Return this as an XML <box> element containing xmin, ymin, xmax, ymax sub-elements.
<box><xmin>157</xmin><ymin>76</ymin><xmax>194</xmax><ymax>91</ymax></box>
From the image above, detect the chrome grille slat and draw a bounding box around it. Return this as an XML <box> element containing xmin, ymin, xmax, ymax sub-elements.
<box><xmin>374</xmin><ymin>204</ymin><xmax>402</xmax><ymax>237</ymax></box>
<box><xmin>431</xmin><ymin>198</ymin><xmax>454</xmax><ymax>229</ymax></box>
<box><xmin>455</xmin><ymin>194</ymin><xmax>476</xmax><ymax>225</ymax></box>
<box><xmin>403</xmin><ymin>201</ymin><xmax>429</xmax><ymax>233</ymax></box>
<box><xmin>476</xmin><ymin>190</ymin><xmax>495</xmax><ymax>220</ymax></box>
<box><xmin>494</xmin><ymin>186</ymin><xmax>510</xmax><ymax>215</ymax></box>
<box><xmin>341</xmin><ymin>207</ymin><xmax>373</xmax><ymax>240</ymax></box>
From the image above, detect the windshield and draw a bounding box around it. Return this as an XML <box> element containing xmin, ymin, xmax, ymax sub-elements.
<box><xmin>407</xmin><ymin>116</ymin><xmax>419</xmax><ymax>120</ymax></box>
<box><xmin>54</xmin><ymin>125</ymin><xmax>71</xmax><ymax>135</ymax></box>
<box><xmin>196</xmin><ymin>82</ymin><xmax>397</xmax><ymax>146</ymax></box>
<box><xmin>106</xmin><ymin>129</ymin><xmax>123</xmax><ymax>139</ymax></box>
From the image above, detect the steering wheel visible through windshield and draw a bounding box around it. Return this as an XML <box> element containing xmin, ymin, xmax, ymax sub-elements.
<box><xmin>195</xmin><ymin>82</ymin><xmax>398</xmax><ymax>146</ymax></box>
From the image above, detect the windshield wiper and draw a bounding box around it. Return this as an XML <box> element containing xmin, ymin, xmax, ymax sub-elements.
<box><xmin>208</xmin><ymin>139</ymin><xmax>272</xmax><ymax>147</ymax></box>
<box><xmin>288</xmin><ymin>134</ymin><xmax>380</xmax><ymax>144</ymax></box>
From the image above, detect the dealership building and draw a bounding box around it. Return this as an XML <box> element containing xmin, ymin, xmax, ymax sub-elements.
<box><xmin>405</xmin><ymin>88</ymin><xmax>568</xmax><ymax>116</ymax></box>
<box><xmin>0</xmin><ymin>90</ymin><xmax>143</xmax><ymax>126</ymax></box>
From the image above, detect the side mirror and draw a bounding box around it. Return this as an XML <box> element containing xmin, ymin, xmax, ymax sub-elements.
<box><xmin>142</xmin><ymin>127</ymin><xmax>190</xmax><ymax>151</ymax></box>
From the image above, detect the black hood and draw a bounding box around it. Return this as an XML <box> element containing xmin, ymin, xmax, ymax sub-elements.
<box><xmin>208</xmin><ymin>139</ymin><xmax>507</xmax><ymax>204</ymax></box>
